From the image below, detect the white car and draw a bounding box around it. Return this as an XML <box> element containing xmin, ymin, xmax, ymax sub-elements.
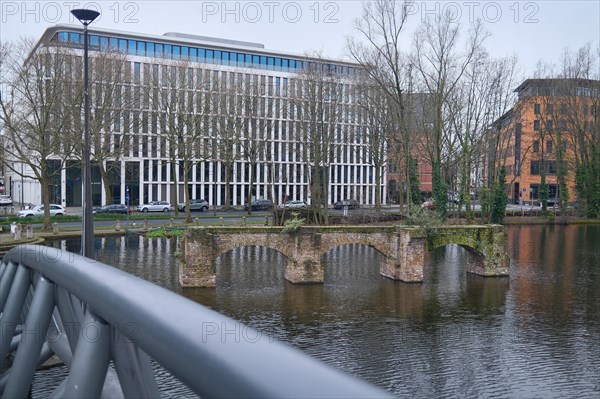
<box><xmin>280</xmin><ymin>200</ymin><xmax>308</xmax><ymax>209</ymax></box>
<box><xmin>17</xmin><ymin>204</ymin><xmax>67</xmax><ymax>218</ymax></box>
<box><xmin>0</xmin><ymin>195</ymin><xmax>13</xmax><ymax>206</ymax></box>
<box><xmin>137</xmin><ymin>201</ymin><xmax>173</xmax><ymax>213</ymax></box>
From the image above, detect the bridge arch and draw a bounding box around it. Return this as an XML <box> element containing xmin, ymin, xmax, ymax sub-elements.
<box><xmin>318</xmin><ymin>232</ymin><xmax>394</xmax><ymax>260</ymax></box>
<box><xmin>213</xmin><ymin>235</ymin><xmax>294</xmax><ymax>261</ymax></box>
<box><xmin>321</xmin><ymin>243</ymin><xmax>386</xmax><ymax>282</ymax></box>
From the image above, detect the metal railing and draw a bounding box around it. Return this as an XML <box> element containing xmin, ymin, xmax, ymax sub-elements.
<box><xmin>0</xmin><ymin>244</ymin><xmax>391</xmax><ymax>398</ymax></box>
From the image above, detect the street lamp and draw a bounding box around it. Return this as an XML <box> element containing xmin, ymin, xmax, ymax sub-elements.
<box><xmin>71</xmin><ymin>8</ymin><xmax>100</xmax><ymax>259</ymax></box>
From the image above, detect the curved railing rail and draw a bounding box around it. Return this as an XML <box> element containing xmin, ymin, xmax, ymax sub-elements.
<box><xmin>0</xmin><ymin>244</ymin><xmax>392</xmax><ymax>398</ymax></box>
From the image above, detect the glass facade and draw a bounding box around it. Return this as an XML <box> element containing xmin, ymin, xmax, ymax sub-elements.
<box><xmin>42</xmin><ymin>27</ymin><xmax>380</xmax><ymax>208</ymax></box>
<box><xmin>55</xmin><ymin>30</ymin><xmax>357</xmax><ymax>77</ymax></box>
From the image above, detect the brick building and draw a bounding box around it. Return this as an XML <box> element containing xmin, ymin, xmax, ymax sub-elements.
<box><xmin>490</xmin><ymin>78</ymin><xmax>599</xmax><ymax>205</ymax></box>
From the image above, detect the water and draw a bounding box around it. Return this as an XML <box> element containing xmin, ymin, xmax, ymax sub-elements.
<box><xmin>47</xmin><ymin>225</ymin><xmax>600</xmax><ymax>398</ymax></box>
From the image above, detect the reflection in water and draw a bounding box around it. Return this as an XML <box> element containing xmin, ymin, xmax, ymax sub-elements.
<box><xmin>50</xmin><ymin>225</ymin><xmax>600</xmax><ymax>398</ymax></box>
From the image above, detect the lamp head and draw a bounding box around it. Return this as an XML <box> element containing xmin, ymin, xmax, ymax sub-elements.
<box><xmin>71</xmin><ymin>9</ymin><xmax>100</xmax><ymax>25</ymax></box>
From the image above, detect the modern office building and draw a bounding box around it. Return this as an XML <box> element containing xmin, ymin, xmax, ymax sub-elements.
<box><xmin>490</xmin><ymin>78</ymin><xmax>599</xmax><ymax>205</ymax></box>
<box><xmin>6</xmin><ymin>24</ymin><xmax>386</xmax><ymax>208</ymax></box>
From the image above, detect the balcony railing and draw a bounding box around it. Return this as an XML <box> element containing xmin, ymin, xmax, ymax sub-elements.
<box><xmin>0</xmin><ymin>244</ymin><xmax>391</xmax><ymax>398</ymax></box>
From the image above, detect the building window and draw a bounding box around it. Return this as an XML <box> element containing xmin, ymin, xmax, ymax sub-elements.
<box><xmin>534</xmin><ymin>103</ymin><xmax>540</xmax><ymax>114</ymax></box>
<box><xmin>128</xmin><ymin>39</ymin><xmax>136</xmax><ymax>56</ymax></box>
<box><xmin>560</xmin><ymin>104</ymin><xmax>567</xmax><ymax>114</ymax></box>
<box><xmin>546</xmin><ymin>104</ymin><xmax>554</xmax><ymax>114</ymax></box>
<box><xmin>533</xmin><ymin>120</ymin><xmax>540</xmax><ymax>131</ymax></box>
<box><xmin>533</xmin><ymin>140</ymin><xmax>539</xmax><ymax>153</ymax></box>
<box><xmin>530</xmin><ymin>184</ymin><xmax>539</xmax><ymax>199</ymax></box>
<box><xmin>134</xmin><ymin>62</ymin><xmax>141</xmax><ymax>81</ymax></box>
<box><xmin>530</xmin><ymin>161</ymin><xmax>540</xmax><ymax>175</ymax></box>
<box><xmin>559</xmin><ymin>120</ymin><xmax>567</xmax><ymax>130</ymax></box>
<box><xmin>547</xmin><ymin>161</ymin><xmax>557</xmax><ymax>175</ymax></box>
<box><xmin>546</xmin><ymin>120</ymin><xmax>553</xmax><ymax>131</ymax></box>
<box><xmin>546</xmin><ymin>140</ymin><xmax>553</xmax><ymax>154</ymax></box>
<box><xmin>137</xmin><ymin>41</ymin><xmax>145</xmax><ymax>57</ymax></box>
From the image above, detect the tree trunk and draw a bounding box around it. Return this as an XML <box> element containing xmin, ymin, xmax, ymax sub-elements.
<box><xmin>41</xmin><ymin>174</ymin><xmax>52</xmax><ymax>231</ymax></box>
<box><xmin>170</xmin><ymin>160</ymin><xmax>178</xmax><ymax>217</ymax></box>
<box><xmin>224</xmin><ymin>164</ymin><xmax>232</xmax><ymax>210</ymax></box>
<box><xmin>375</xmin><ymin>165</ymin><xmax>382</xmax><ymax>211</ymax></box>
<box><xmin>99</xmin><ymin>163</ymin><xmax>113</xmax><ymax>205</ymax></box>
<box><xmin>246</xmin><ymin>162</ymin><xmax>255</xmax><ymax>216</ymax></box>
<box><xmin>184</xmin><ymin>159</ymin><xmax>191</xmax><ymax>223</ymax></box>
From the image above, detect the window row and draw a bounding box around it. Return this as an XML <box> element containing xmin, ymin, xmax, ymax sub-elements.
<box><xmin>103</xmin><ymin>133</ymin><xmax>375</xmax><ymax>164</ymax></box>
<box><xmin>55</xmin><ymin>31</ymin><xmax>359</xmax><ymax>77</ymax></box>
<box><xmin>137</xmin><ymin>160</ymin><xmax>380</xmax><ymax>185</ymax></box>
<box><xmin>532</xmin><ymin>140</ymin><xmax>555</xmax><ymax>154</ymax></box>
<box><xmin>534</xmin><ymin>102</ymin><xmax>598</xmax><ymax>116</ymax></box>
<box><xmin>530</xmin><ymin>160</ymin><xmax>557</xmax><ymax>175</ymax></box>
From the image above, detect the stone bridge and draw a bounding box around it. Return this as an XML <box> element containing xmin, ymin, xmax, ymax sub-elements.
<box><xmin>180</xmin><ymin>225</ymin><xmax>509</xmax><ymax>287</ymax></box>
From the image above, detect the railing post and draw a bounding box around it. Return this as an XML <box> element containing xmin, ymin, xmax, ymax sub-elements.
<box><xmin>53</xmin><ymin>222</ymin><xmax>60</xmax><ymax>235</ymax></box>
<box><xmin>3</xmin><ymin>277</ymin><xmax>55</xmax><ymax>398</ymax></box>
<box><xmin>0</xmin><ymin>262</ymin><xmax>18</xmax><ymax>313</ymax></box>
<box><xmin>115</xmin><ymin>220</ymin><xmax>121</xmax><ymax>232</ymax></box>
<box><xmin>0</xmin><ymin>265</ymin><xmax>31</xmax><ymax>370</ymax></box>
<box><xmin>63</xmin><ymin>311</ymin><xmax>110</xmax><ymax>398</ymax></box>
<box><xmin>143</xmin><ymin>219</ymin><xmax>148</xmax><ymax>230</ymax></box>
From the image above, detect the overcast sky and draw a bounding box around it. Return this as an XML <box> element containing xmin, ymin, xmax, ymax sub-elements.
<box><xmin>1</xmin><ymin>1</ymin><xmax>598</xmax><ymax>75</ymax></box>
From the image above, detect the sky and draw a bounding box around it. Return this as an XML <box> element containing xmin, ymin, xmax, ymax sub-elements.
<box><xmin>0</xmin><ymin>0</ymin><xmax>599</xmax><ymax>75</ymax></box>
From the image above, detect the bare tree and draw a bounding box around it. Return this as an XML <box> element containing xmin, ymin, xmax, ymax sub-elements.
<box><xmin>212</xmin><ymin>72</ymin><xmax>243</xmax><ymax>210</ymax></box>
<box><xmin>446</xmin><ymin>55</ymin><xmax>503</xmax><ymax>216</ymax></box>
<box><xmin>545</xmin><ymin>44</ymin><xmax>600</xmax><ymax>216</ymax></box>
<box><xmin>0</xmin><ymin>38</ymin><xmax>81</xmax><ymax>229</ymax></box>
<box><xmin>411</xmin><ymin>15</ymin><xmax>488</xmax><ymax>217</ymax></box>
<box><xmin>291</xmin><ymin>54</ymin><xmax>342</xmax><ymax>224</ymax></box>
<box><xmin>481</xmin><ymin>55</ymin><xmax>521</xmax><ymax>185</ymax></box>
<box><xmin>355</xmin><ymin>81</ymin><xmax>393</xmax><ymax>210</ymax></box>
<box><xmin>150</xmin><ymin>62</ymin><xmax>212</xmax><ymax>222</ymax></box>
<box><xmin>347</xmin><ymin>0</ymin><xmax>417</xmax><ymax>212</ymax></box>
<box><xmin>237</xmin><ymin>74</ymin><xmax>270</xmax><ymax>215</ymax></box>
<box><xmin>85</xmin><ymin>49</ymin><xmax>134</xmax><ymax>206</ymax></box>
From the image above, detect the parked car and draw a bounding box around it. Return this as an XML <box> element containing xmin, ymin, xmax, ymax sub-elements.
<box><xmin>93</xmin><ymin>204</ymin><xmax>130</xmax><ymax>214</ymax></box>
<box><xmin>0</xmin><ymin>195</ymin><xmax>13</xmax><ymax>206</ymax></box>
<box><xmin>178</xmin><ymin>198</ymin><xmax>209</xmax><ymax>212</ymax></box>
<box><xmin>137</xmin><ymin>201</ymin><xmax>172</xmax><ymax>213</ymax></box>
<box><xmin>333</xmin><ymin>199</ymin><xmax>360</xmax><ymax>210</ymax></box>
<box><xmin>244</xmin><ymin>199</ymin><xmax>273</xmax><ymax>211</ymax></box>
<box><xmin>17</xmin><ymin>204</ymin><xmax>66</xmax><ymax>218</ymax></box>
<box><xmin>279</xmin><ymin>200</ymin><xmax>307</xmax><ymax>209</ymax></box>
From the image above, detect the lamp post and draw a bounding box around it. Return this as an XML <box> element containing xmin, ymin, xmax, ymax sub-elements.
<box><xmin>71</xmin><ymin>8</ymin><xmax>100</xmax><ymax>259</ymax></box>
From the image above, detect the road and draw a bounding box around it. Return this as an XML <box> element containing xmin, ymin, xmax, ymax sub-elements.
<box><xmin>22</xmin><ymin>210</ymin><xmax>274</xmax><ymax>230</ymax></box>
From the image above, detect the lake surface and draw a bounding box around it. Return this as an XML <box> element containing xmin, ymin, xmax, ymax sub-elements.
<box><xmin>49</xmin><ymin>225</ymin><xmax>600</xmax><ymax>398</ymax></box>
